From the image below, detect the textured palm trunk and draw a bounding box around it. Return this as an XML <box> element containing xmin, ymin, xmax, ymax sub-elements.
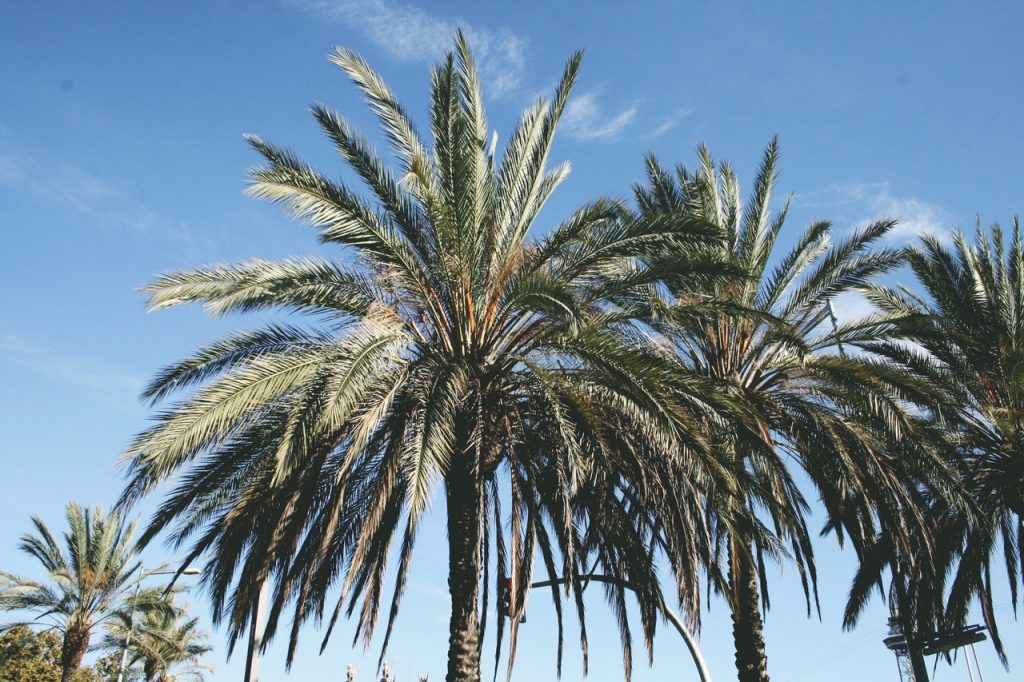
<box><xmin>728</xmin><ymin>541</ymin><xmax>771</xmax><ymax>682</ymax></box>
<box><xmin>445</xmin><ymin>448</ymin><xmax>483</xmax><ymax>682</ymax></box>
<box><xmin>60</xmin><ymin>625</ymin><xmax>90</xmax><ymax>682</ymax></box>
<box><xmin>145</xmin><ymin>657</ymin><xmax>160</xmax><ymax>682</ymax></box>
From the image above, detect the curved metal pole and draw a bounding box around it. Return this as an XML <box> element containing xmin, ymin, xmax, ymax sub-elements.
<box><xmin>530</xmin><ymin>574</ymin><xmax>712</xmax><ymax>682</ymax></box>
<box><xmin>660</xmin><ymin>600</ymin><xmax>712</xmax><ymax>682</ymax></box>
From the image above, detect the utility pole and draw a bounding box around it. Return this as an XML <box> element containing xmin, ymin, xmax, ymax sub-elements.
<box><xmin>884</xmin><ymin>611</ymin><xmax>920</xmax><ymax>682</ymax></box>
<box><xmin>884</xmin><ymin>574</ymin><xmax>930</xmax><ymax>682</ymax></box>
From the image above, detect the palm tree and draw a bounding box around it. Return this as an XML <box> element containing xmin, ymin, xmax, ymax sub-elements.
<box><xmin>117</xmin><ymin>34</ymin><xmax>724</xmax><ymax>682</ymax></box>
<box><xmin>857</xmin><ymin>218</ymin><xmax>1024</xmax><ymax>662</ymax></box>
<box><xmin>0</xmin><ymin>504</ymin><xmax>167</xmax><ymax>682</ymax></box>
<box><xmin>101</xmin><ymin>596</ymin><xmax>213</xmax><ymax>682</ymax></box>
<box><xmin>634</xmin><ymin>141</ymin><xmax>950</xmax><ymax>682</ymax></box>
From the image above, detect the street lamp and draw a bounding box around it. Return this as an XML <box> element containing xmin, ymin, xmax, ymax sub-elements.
<box><xmin>116</xmin><ymin>566</ymin><xmax>202</xmax><ymax>682</ymax></box>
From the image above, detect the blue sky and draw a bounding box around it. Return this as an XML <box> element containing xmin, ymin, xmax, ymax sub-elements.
<box><xmin>2</xmin><ymin>2</ymin><xmax>1023</xmax><ymax>680</ymax></box>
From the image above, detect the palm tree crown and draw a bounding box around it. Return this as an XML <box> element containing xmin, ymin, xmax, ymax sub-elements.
<box><xmin>118</xmin><ymin>33</ymin><xmax>721</xmax><ymax>682</ymax></box>
<box><xmin>101</xmin><ymin>595</ymin><xmax>212</xmax><ymax>682</ymax></box>
<box><xmin>635</xmin><ymin>141</ymin><xmax>950</xmax><ymax>682</ymax></box>
<box><xmin>863</xmin><ymin>218</ymin><xmax>1024</xmax><ymax>660</ymax></box>
<box><xmin>0</xmin><ymin>504</ymin><xmax>165</xmax><ymax>682</ymax></box>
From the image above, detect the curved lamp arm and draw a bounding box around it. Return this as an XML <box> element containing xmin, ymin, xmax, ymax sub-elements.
<box><xmin>529</xmin><ymin>574</ymin><xmax>712</xmax><ymax>682</ymax></box>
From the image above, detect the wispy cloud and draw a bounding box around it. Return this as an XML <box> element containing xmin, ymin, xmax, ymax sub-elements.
<box><xmin>283</xmin><ymin>1</ymin><xmax>651</xmax><ymax>138</ymax></box>
<box><xmin>409</xmin><ymin>580</ymin><xmax>452</xmax><ymax>625</ymax></box>
<box><xmin>283</xmin><ymin>0</ymin><xmax>527</xmax><ymax>97</ymax></box>
<box><xmin>0</xmin><ymin>329</ymin><xmax>145</xmax><ymax>408</ymax></box>
<box><xmin>410</xmin><ymin>580</ymin><xmax>449</xmax><ymax>604</ymax></box>
<box><xmin>646</xmin><ymin>106</ymin><xmax>694</xmax><ymax>139</ymax></box>
<box><xmin>0</xmin><ymin>144</ymin><xmax>211</xmax><ymax>256</ymax></box>
<box><xmin>802</xmin><ymin>182</ymin><xmax>954</xmax><ymax>244</ymax></box>
<box><xmin>562</xmin><ymin>90</ymin><xmax>638</xmax><ymax>142</ymax></box>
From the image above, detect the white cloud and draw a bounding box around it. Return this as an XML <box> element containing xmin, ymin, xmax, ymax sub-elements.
<box><xmin>0</xmin><ymin>330</ymin><xmax>145</xmax><ymax>403</ymax></box>
<box><xmin>646</xmin><ymin>106</ymin><xmax>694</xmax><ymax>139</ymax></box>
<box><xmin>804</xmin><ymin>182</ymin><xmax>954</xmax><ymax>244</ymax></box>
<box><xmin>284</xmin><ymin>0</ymin><xmax>527</xmax><ymax>97</ymax></box>
<box><xmin>0</xmin><ymin>144</ymin><xmax>209</xmax><ymax>255</ymax></box>
<box><xmin>1</xmin><ymin>147</ymin><xmax>129</xmax><ymax>227</ymax></box>
<box><xmin>562</xmin><ymin>91</ymin><xmax>638</xmax><ymax>142</ymax></box>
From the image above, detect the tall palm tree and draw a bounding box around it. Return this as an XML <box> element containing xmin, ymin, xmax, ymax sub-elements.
<box><xmin>857</xmin><ymin>218</ymin><xmax>1024</xmax><ymax>662</ymax></box>
<box><xmin>634</xmin><ymin>141</ymin><xmax>951</xmax><ymax>682</ymax></box>
<box><xmin>0</xmin><ymin>504</ymin><xmax>167</xmax><ymax>682</ymax></box>
<box><xmin>117</xmin><ymin>34</ymin><xmax>725</xmax><ymax>681</ymax></box>
<box><xmin>101</xmin><ymin>596</ymin><xmax>213</xmax><ymax>682</ymax></box>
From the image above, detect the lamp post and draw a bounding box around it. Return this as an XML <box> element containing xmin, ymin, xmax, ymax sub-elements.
<box><xmin>243</xmin><ymin>580</ymin><xmax>270</xmax><ymax>682</ymax></box>
<box><xmin>116</xmin><ymin>566</ymin><xmax>202</xmax><ymax>682</ymax></box>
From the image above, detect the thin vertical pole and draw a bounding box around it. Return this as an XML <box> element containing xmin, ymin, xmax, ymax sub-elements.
<box><xmin>964</xmin><ymin>645</ymin><xmax>977</xmax><ymax>682</ymax></box>
<box><xmin>116</xmin><ymin>581</ymin><xmax>141</xmax><ymax>682</ymax></box>
<box><xmin>970</xmin><ymin>643</ymin><xmax>985</xmax><ymax>682</ymax></box>
<box><xmin>244</xmin><ymin>581</ymin><xmax>269</xmax><ymax>682</ymax></box>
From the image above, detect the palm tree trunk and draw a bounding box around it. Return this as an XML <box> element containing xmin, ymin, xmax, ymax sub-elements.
<box><xmin>728</xmin><ymin>541</ymin><xmax>770</xmax><ymax>682</ymax></box>
<box><xmin>145</xmin><ymin>657</ymin><xmax>160</xmax><ymax>682</ymax></box>
<box><xmin>445</xmin><ymin>449</ymin><xmax>483</xmax><ymax>682</ymax></box>
<box><xmin>60</xmin><ymin>625</ymin><xmax>90</xmax><ymax>682</ymax></box>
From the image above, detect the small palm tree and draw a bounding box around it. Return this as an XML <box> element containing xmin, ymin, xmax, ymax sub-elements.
<box><xmin>858</xmin><ymin>218</ymin><xmax>1024</xmax><ymax>662</ymax></box>
<box><xmin>0</xmin><ymin>504</ymin><xmax>167</xmax><ymax>682</ymax></box>
<box><xmin>635</xmin><ymin>141</ymin><xmax>949</xmax><ymax>682</ymax></box>
<box><xmin>118</xmin><ymin>33</ymin><xmax>722</xmax><ymax>682</ymax></box>
<box><xmin>101</xmin><ymin>596</ymin><xmax>212</xmax><ymax>682</ymax></box>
